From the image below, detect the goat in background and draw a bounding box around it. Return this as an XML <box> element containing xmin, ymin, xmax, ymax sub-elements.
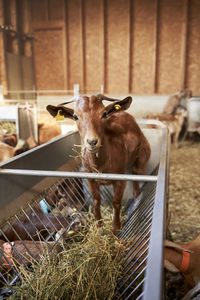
<box><xmin>47</xmin><ymin>94</ymin><xmax>151</xmax><ymax>235</ymax></box>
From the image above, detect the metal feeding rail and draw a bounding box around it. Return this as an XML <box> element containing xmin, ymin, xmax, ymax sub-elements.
<box><xmin>0</xmin><ymin>120</ymin><xmax>169</xmax><ymax>299</ymax></box>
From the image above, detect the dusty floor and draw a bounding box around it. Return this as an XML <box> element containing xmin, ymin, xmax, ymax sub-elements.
<box><xmin>166</xmin><ymin>139</ymin><xmax>200</xmax><ymax>299</ymax></box>
<box><xmin>168</xmin><ymin>140</ymin><xmax>200</xmax><ymax>242</ymax></box>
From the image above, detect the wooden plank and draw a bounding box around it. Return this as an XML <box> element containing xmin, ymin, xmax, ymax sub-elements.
<box><xmin>128</xmin><ymin>0</ymin><xmax>133</xmax><ymax>93</ymax></box>
<box><xmin>180</xmin><ymin>0</ymin><xmax>189</xmax><ymax>90</ymax></box>
<box><xmin>64</xmin><ymin>0</ymin><xmax>70</xmax><ymax>90</ymax></box>
<box><xmin>186</xmin><ymin>0</ymin><xmax>200</xmax><ymax>95</ymax></box>
<box><xmin>130</xmin><ymin>0</ymin><xmax>157</xmax><ymax>94</ymax></box>
<box><xmin>33</xmin><ymin>27</ymin><xmax>66</xmax><ymax>90</ymax></box>
<box><xmin>106</xmin><ymin>0</ymin><xmax>130</xmax><ymax>94</ymax></box>
<box><xmin>156</xmin><ymin>0</ymin><xmax>185</xmax><ymax>94</ymax></box>
<box><xmin>0</xmin><ymin>0</ymin><xmax>7</xmax><ymax>91</ymax></box>
<box><xmin>80</xmin><ymin>0</ymin><xmax>86</xmax><ymax>91</ymax></box>
<box><xmin>32</xmin><ymin>20</ymin><xmax>64</xmax><ymax>30</ymax></box>
<box><xmin>29</xmin><ymin>0</ymin><xmax>47</xmax><ymax>22</ymax></box>
<box><xmin>48</xmin><ymin>0</ymin><xmax>64</xmax><ymax>20</ymax></box>
<box><xmin>153</xmin><ymin>0</ymin><xmax>159</xmax><ymax>93</ymax></box>
<box><xmin>84</xmin><ymin>0</ymin><xmax>105</xmax><ymax>93</ymax></box>
<box><xmin>67</xmin><ymin>0</ymin><xmax>84</xmax><ymax>91</ymax></box>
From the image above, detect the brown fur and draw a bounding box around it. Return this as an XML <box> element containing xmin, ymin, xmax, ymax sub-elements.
<box><xmin>162</xmin><ymin>89</ymin><xmax>191</xmax><ymax>115</ymax></box>
<box><xmin>164</xmin><ymin>234</ymin><xmax>200</xmax><ymax>286</ymax></box>
<box><xmin>145</xmin><ymin>107</ymin><xmax>187</xmax><ymax>148</ymax></box>
<box><xmin>47</xmin><ymin>95</ymin><xmax>151</xmax><ymax>235</ymax></box>
<box><xmin>0</xmin><ymin>139</ymin><xmax>27</xmax><ymax>162</ymax></box>
<box><xmin>0</xmin><ymin>239</ymin><xmax>55</xmax><ymax>272</ymax></box>
<box><xmin>0</xmin><ymin>178</ymin><xmax>84</xmax><ymax>242</ymax></box>
<box><xmin>0</xmin><ymin>212</ymin><xmax>70</xmax><ymax>242</ymax></box>
<box><xmin>38</xmin><ymin>122</ymin><xmax>61</xmax><ymax>144</ymax></box>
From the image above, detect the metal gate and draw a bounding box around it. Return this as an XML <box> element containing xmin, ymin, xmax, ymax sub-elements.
<box><xmin>0</xmin><ymin>120</ymin><xmax>169</xmax><ymax>299</ymax></box>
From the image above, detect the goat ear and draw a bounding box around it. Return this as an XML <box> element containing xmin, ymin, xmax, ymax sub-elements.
<box><xmin>46</xmin><ymin>105</ymin><xmax>75</xmax><ymax>120</ymax></box>
<box><xmin>105</xmin><ymin>96</ymin><xmax>132</xmax><ymax>116</ymax></box>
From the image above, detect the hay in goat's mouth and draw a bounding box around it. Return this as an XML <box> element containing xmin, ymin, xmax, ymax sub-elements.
<box><xmin>9</xmin><ymin>207</ymin><xmax>125</xmax><ymax>300</ymax></box>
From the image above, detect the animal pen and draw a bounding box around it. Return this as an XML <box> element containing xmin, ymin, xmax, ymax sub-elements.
<box><xmin>0</xmin><ymin>119</ymin><xmax>169</xmax><ymax>299</ymax></box>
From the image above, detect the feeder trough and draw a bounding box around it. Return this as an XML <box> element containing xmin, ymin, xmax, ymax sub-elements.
<box><xmin>0</xmin><ymin>119</ymin><xmax>169</xmax><ymax>300</ymax></box>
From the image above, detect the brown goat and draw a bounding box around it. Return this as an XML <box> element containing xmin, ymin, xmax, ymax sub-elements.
<box><xmin>0</xmin><ymin>178</ymin><xmax>84</xmax><ymax>242</ymax></box>
<box><xmin>145</xmin><ymin>106</ymin><xmax>187</xmax><ymax>148</ymax></box>
<box><xmin>0</xmin><ymin>212</ymin><xmax>71</xmax><ymax>242</ymax></box>
<box><xmin>0</xmin><ymin>139</ymin><xmax>28</xmax><ymax>163</ymax></box>
<box><xmin>38</xmin><ymin>122</ymin><xmax>61</xmax><ymax>144</ymax></box>
<box><xmin>162</xmin><ymin>107</ymin><xmax>187</xmax><ymax>148</ymax></box>
<box><xmin>2</xmin><ymin>134</ymin><xmax>17</xmax><ymax>147</ymax></box>
<box><xmin>0</xmin><ymin>239</ymin><xmax>54</xmax><ymax>272</ymax></box>
<box><xmin>46</xmin><ymin>94</ymin><xmax>151</xmax><ymax>235</ymax></box>
<box><xmin>162</xmin><ymin>89</ymin><xmax>191</xmax><ymax>115</ymax></box>
<box><xmin>164</xmin><ymin>234</ymin><xmax>200</xmax><ymax>288</ymax></box>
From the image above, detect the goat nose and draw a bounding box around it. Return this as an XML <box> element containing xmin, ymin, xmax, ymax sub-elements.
<box><xmin>87</xmin><ymin>139</ymin><xmax>98</xmax><ymax>146</ymax></box>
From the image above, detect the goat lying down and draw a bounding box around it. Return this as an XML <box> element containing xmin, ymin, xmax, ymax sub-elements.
<box><xmin>47</xmin><ymin>94</ymin><xmax>151</xmax><ymax>235</ymax></box>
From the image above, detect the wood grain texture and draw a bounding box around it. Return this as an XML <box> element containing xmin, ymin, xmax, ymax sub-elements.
<box><xmin>84</xmin><ymin>0</ymin><xmax>104</xmax><ymax>93</ymax></box>
<box><xmin>156</xmin><ymin>0</ymin><xmax>185</xmax><ymax>94</ymax></box>
<box><xmin>106</xmin><ymin>0</ymin><xmax>130</xmax><ymax>94</ymax></box>
<box><xmin>186</xmin><ymin>0</ymin><xmax>200</xmax><ymax>95</ymax></box>
<box><xmin>130</xmin><ymin>0</ymin><xmax>157</xmax><ymax>94</ymax></box>
<box><xmin>67</xmin><ymin>0</ymin><xmax>84</xmax><ymax>90</ymax></box>
<box><xmin>33</xmin><ymin>25</ymin><xmax>66</xmax><ymax>90</ymax></box>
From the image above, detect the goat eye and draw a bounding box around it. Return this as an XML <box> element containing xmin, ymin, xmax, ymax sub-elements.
<box><xmin>101</xmin><ymin>112</ymin><xmax>107</xmax><ymax>119</ymax></box>
<box><xmin>73</xmin><ymin>114</ymin><xmax>79</xmax><ymax>121</ymax></box>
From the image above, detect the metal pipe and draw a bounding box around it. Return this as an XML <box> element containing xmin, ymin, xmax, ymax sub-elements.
<box><xmin>0</xmin><ymin>168</ymin><xmax>158</xmax><ymax>182</ymax></box>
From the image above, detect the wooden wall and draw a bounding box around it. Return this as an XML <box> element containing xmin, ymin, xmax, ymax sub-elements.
<box><xmin>1</xmin><ymin>0</ymin><xmax>200</xmax><ymax>95</ymax></box>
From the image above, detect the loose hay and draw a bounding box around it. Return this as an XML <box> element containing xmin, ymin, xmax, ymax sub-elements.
<box><xmin>166</xmin><ymin>140</ymin><xmax>200</xmax><ymax>300</ymax></box>
<box><xmin>9</xmin><ymin>208</ymin><xmax>125</xmax><ymax>300</ymax></box>
<box><xmin>0</xmin><ymin>122</ymin><xmax>16</xmax><ymax>134</ymax></box>
<box><xmin>168</xmin><ymin>141</ymin><xmax>200</xmax><ymax>242</ymax></box>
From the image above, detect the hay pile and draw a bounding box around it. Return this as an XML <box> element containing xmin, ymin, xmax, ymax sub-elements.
<box><xmin>0</xmin><ymin>122</ymin><xmax>16</xmax><ymax>134</ymax></box>
<box><xmin>9</xmin><ymin>208</ymin><xmax>125</xmax><ymax>300</ymax></box>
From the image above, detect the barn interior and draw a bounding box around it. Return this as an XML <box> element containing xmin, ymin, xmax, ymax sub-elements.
<box><xmin>0</xmin><ymin>1</ymin><xmax>200</xmax><ymax>299</ymax></box>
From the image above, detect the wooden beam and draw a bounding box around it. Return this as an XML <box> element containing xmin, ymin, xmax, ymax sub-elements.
<box><xmin>100</xmin><ymin>0</ymin><xmax>106</xmax><ymax>92</ymax></box>
<box><xmin>0</xmin><ymin>0</ymin><xmax>7</xmax><ymax>91</ymax></box>
<box><xmin>64</xmin><ymin>0</ymin><xmax>70</xmax><ymax>90</ymax></box>
<box><xmin>153</xmin><ymin>0</ymin><xmax>160</xmax><ymax>94</ymax></box>
<box><xmin>180</xmin><ymin>0</ymin><xmax>189</xmax><ymax>89</ymax></box>
<box><xmin>80</xmin><ymin>0</ymin><xmax>86</xmax><ymax>92</ymax></box>
<box><xmin>128</xmin><ymin>0</ymin><xmax>133</xmax><ymax>93</ymax></box>
<box><xmin>32</xmin><ymin>20</ymin><xmax>64</xmax><ymax>30</ymax></box>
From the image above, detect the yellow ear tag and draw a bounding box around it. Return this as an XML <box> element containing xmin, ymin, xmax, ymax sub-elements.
<box><xmin>55</xmin><ymin>109</ymin><xmax>65</xmax><ymax>121</ymax></box>
<box><xmin>114</xmin><ymin>104</ymin><xmax>121</xmax><ymax>110</ymax></box>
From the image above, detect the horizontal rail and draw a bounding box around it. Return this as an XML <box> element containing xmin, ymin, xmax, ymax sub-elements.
<box><xmin>4</xmin><ymin>90</ymin><xmax>74</xmax><ymax>94</ymax></box>
<box><xmin>0</xmin><ymin>168</ymin><xmax>158</xmax><ymax>182</ymax></box>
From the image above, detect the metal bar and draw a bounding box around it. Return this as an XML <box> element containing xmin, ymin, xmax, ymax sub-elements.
<box><xmin>143</xmin><ymin>128</ymin><xmax>168</xmax><ymax>300</ymax></box>
<box><xmin>0</xmin><ymin>169</ymin><xmax>158</xmax><ymax>182</ymax></box>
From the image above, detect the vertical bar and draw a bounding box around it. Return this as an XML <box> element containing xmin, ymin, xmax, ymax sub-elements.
<box><xmin>102</xmin><ymin>0</ymin><xmax>107</xmax><ymax>93</ymax></box>
<box><xmin>180</xmin><ymin>0</ymin><xmax>189</xmax><ymax>90</ymax></box>
<box><xmin>154</xmin><ymin>0</ymin><xmax>160</xmax><ymax>94</ymax></box>
<box><xmin>64</xmin><ymin>0</ymin><xmax>70</xmax><ymax>90</ymax></box>
<box><xmin>143</xmin><ymin>128</ymin><xmax>168</xmax><ymax>300</ymax></box>
<box><xmin>128</xmin><ymin>0</ymin><xmax>133</xmax><ymax>93</ymax></box>
<box><xmin>62</xmin><ymin>0</ymin><xmax>68</xmax><ymax>90</ymax></box>
<box><xmin>80</xmin><ymin>0</ymin><xmax>86</xmax><ymax>92</ymax></box>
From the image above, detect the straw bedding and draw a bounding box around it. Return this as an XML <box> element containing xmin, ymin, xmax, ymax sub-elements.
<box><xmin>166</xmin><ymin>140</ymin><xmax>200</xmax><ymax>299</ymax></box>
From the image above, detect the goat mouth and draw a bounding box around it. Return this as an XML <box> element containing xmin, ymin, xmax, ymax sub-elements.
<box><xmin>86</xmin><ymin>146</ymin><xmax>100</xmax><ymax>153</ymax></box>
